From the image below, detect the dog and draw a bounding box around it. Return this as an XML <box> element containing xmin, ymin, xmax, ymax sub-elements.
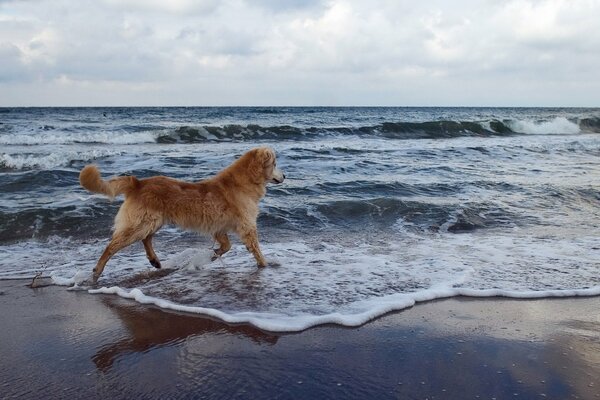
<box><xmin>79</xmin><ymin>147</ymin><xmax>285</xmax><ymax>282</ymax></box>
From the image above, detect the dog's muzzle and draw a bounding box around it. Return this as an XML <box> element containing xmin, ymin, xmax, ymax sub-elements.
<box><xmin>271</xmin><ymin>168</ymin><xmax>285</xmax><ymax>184</ymax></box>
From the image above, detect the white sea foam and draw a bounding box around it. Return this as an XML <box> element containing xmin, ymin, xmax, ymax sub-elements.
<box><xmin>0</xmin><ymin>130</ymin><xmax>158</xmax><ymax>145</ymax></box>
<box><xmin>51</xmin><ymin>270</ymin><xmax>93</xmax><ymax>287</ymax></box>
<box><xmin>21</xmin><ymin>229</ymin><xmax>600</xmax><ymax>333</ymax></box>
<box><xmin>162</xmin><ymin>248</ymin><xmax>215</xmax><ymax>271</ymax></box>
<box><xmin>0</xmin><ymin>148</ymin><xmax>124</xmax><ymax>169</ymax></box>
<box><xmin>85</xmin><ymin>283</ymin><xmax>600</xmax><ymax>333</ymax></box>
<box><xmin>0</xmin><ymin>237</ymin><xmax>77</xmax><ymax>279</ymax></box>
<box><xmin>508</xmin><ymin>117</ymin><xmax>581</xmax><ymax>135</ymax></box>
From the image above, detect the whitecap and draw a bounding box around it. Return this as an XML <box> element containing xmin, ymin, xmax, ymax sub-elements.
<box><xmin>0</xmin><ymin>148</ymin><xmax>124</xmax><ymax>170</ymax></box>
<box><xmin>508</xmin><ymin>117</ymin><xmax>581</xmax><ymax>135</ymax></box>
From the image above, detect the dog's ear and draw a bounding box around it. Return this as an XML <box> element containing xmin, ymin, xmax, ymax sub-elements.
<box><xmin>258</xmin><ymin>147</ymin><xmax>275</xmax><ymax>167</ymax></box>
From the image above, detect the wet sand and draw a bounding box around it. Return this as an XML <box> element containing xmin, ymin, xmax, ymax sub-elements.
<box><xmin>1</xmin><ymin>279</ymin><xmax>599</xmax><ymax>399</ymax></box>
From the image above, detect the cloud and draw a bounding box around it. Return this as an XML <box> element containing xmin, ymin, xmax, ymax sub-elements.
<box><xmin>0</xmin><ymin>0</ymin><xmax>599</xmax><ymax>105</ymax></box>
<box><xmin>102</xmin><ymin>0</ymin><xmax>220</xmax><ymax>15</ymax></box>
<box><xmin>0</xmin><ymin>42</ymin><xmax>28</xmax><ymax>81</ymax></box>
<box><xmin>250</xmin><ymin>0</ymin><xmax>325</xmax><ymax>13</ymax></box>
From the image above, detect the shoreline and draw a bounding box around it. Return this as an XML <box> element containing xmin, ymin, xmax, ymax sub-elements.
<box><xmin>41</xmin><ymin>271</ymin><xmax>600</xmax><ymax>333</ymax></box>
<box><xmin>2</xmin><ymin>279</ymin><xmax>600</xmax><ymax>399</ymax></box>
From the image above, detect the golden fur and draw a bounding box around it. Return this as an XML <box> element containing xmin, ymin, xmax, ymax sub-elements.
<box><xmin>79</xmin><ymin>147</ymin><xmax>285</xmax><ymax>282</ymax></box>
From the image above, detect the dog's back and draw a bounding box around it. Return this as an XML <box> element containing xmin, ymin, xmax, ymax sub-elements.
<box><xmin>130</xmin><ymin>176</ymin><xmax>237</xmax><ymax>235</ymax></box>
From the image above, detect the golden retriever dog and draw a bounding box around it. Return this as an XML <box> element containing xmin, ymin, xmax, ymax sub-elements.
<box><xmin>79</xmin><ymin>147</ymin><xmax>285</xmax><ymax>282</ymax></box>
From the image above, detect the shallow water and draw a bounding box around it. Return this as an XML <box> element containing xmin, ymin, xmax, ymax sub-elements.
<box><xmin>1</xmin><ymin>107</ymin><xmax>599</xmax><ymax>331</ymax></box>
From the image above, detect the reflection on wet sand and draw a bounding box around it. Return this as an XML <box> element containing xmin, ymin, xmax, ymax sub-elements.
<box><xmin>552</xmin><ymin>320</ymin><xmax>600</xmax><ymax>399</ymax></box>
<box><xmin>93</xmin><ymin>297</ymin><xmax>279</xmax><ymax>371</ymax></box>
<box><xmin>107</xmin><ymin>261</ymin><xmax>277</xmax><ymax>309</ymax></box>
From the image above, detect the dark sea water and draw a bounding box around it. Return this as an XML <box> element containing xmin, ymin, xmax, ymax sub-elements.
<box><xmin>1</xmin><ymin>107</ymin><xmax>599</xmax><ymax>331</ymax></box>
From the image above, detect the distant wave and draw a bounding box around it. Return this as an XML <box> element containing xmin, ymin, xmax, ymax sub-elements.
<box><xmin>2</xmin><ymin>117</ymin><xmax>598</xmax><ymax>146</ymax></box>
<box><xmin>0</xmin><ymin>149</ymin><xmax>124</xmax><ymax>170</ymax></box>
<box><xmin>0</xmin><ymin>130</ymin><xmax>158</xmax><ymax>146</ymax></box>
<box><xmin>155</xmin><ymin>125</ymin><xmax>312</xmax><ymax>143</ymax></box>
<box><xmin>157</xmin><ymin>117</ymin><xmax>599</xmax><ymax>143</ymax></box>
<box><xmin>507</xmin><ymin>116</ymin><xmax>580</xmax><ymax>135</ymax></box>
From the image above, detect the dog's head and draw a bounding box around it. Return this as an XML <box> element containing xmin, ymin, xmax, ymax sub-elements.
<box><xmin>255</xmin><ymin>147</ymin><xmax>285</xmax><ymax>184</ymax></box>
<box><xmin>242</xmin><ymin>147</ymin><xmax>285</xmax><ymax>185</ymax></box>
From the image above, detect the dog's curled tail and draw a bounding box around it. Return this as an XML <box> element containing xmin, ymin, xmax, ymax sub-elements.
<box><xmin>79</xmin><ymin>165</ymin><xmax>138</xmax><ymax>199</ymax></box>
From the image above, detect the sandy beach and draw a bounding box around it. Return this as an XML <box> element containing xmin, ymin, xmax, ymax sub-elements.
<box><xmin>1</xmin><ymin>279</ymin><xmax>599</xmax><ymax>399</ymax></box>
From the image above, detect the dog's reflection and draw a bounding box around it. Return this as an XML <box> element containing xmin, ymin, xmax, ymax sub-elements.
<box><xmin>92</xmin><ymin>298</ymin><xmax>280</xmax><ymax>371</ymax></box>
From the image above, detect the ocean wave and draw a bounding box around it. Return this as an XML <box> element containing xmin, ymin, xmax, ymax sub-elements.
<box><xmin>0</xmin><ymin>205</ymin><xmax>116</xmax><ymax>242</ymax></box>
<box><xmin>155</xmin><ymin>125</ymin><xmax>313</xmax><ymax>143</ymax></box>
<box><xmin>0</xmin><ymin>130</ymin><xmax>158</xmax><ymax>145</ymax></box>
<box><xmin>156</xmin><ymin>118</ymin><xmax>599</xmax><ymax>143</ymax></box>
<box><xmin>5</xmin><ymin>184</ymin><xmax>595</xmax><ymax>242</ymax></box>
<box><xmin>265</xmin><ymin>181</ymin><xmax>600</xmax><ymax>230</ymax></box>
<box><xmin>257</xmin><ymin>196</ymin><xmax>534</xmax><ymax>233</ymax></box>
<box><xmin>0</xmin><ymin>196</ymin><xmax>518</xmax><ymax>243</ymax></box>
<box><xmin>1</xmin><ymin>116</ymin><xmax>598</xmax><ymax>147</ymax></box>
<box><xmin>0</xmin><ymin>149</ymin><xmax>124</xmax><ymax>170</ymax></box>
<box><xmin>579</xmin><ymin>117</ymin><xmax>600</xmax><ymax>132</ymax></box>
<box><xmin>278</xmin><ymin>180</ymin><xmax>522</xmax><ymax>198</ymax></box>
<box><xmin>156</xmin><ymin>121</ymin><xmax>505</xmax><ymax>142</ymax></box>
<box><xmin>507</xmin><ymin>116</ymin><xmax>580</xmax><ymax>135</ymax></box>
<box><xmin>313</xmin><ymin>198</ymin><xmax>528</xmax><ymax>232</ymax></box>
<box><xmin>374</xmin><ymin>120</ymin><xmax>513</xmax><ymax>138</ymax></box>
<box><xmin>0</xmin><ymin>170</ymin><xmax>80</xmax><ymax>192</ymax></box>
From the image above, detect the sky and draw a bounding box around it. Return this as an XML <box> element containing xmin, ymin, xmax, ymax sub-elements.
<box><xmin>0</xmin><ymin>0</ymin><xmax>599</xmax><ymax>107</ymax></box>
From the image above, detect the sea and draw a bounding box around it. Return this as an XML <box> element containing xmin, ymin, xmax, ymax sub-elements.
<box><xmin>1</xmin><ymin>107</ymin><xmax>599</xmax><ymax>332</ymax></box>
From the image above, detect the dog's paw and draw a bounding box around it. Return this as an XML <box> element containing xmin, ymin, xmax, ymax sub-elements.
<box><xmin>259</xmin><ymin>259</ymin><xmax>281</xmax><ymax>268</ymax></box>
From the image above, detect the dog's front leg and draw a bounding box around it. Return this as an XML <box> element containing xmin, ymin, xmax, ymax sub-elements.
<box><xmin>238</xmin><ymin>226</ymin><xmax>267</xmax><ymax>267</ymax></box>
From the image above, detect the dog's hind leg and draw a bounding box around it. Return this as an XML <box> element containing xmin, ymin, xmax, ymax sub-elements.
<box><xmin>237</xmin><ymin>226</ymin><xmax>267</xmax><ymax>267</ymax></box>
<box><xmin>142</xmin><ymin>234</ymin><xmax>161</xmax><ymax>269</ymax></box>
<box><xmin>211</xmin><ymin>232</ymin><xmax>231</xmax><ymax>261</ymax></box>
<box><xmin>92</xmin><ymin>227</ymin><xmax>145</xmax><ymax>282</ymax></box>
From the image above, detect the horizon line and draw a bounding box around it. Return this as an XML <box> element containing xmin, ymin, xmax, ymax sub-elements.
<box><xmin>1</xmin><ymin>105</ymin><xmax>599</xmax><ymax>109</ymax></box>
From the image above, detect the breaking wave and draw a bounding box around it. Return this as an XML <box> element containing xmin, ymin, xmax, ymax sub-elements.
<box><xmin>0</xmin><ymin>149</ymin><xmax>124</xmax><ymax>170</ymax></box>
<box><xmin>0</xmin><ymin>130</ymin><xmax>159</xmax><ymax>146</ymax></box>
<box><xmin>156</xmin><ymin>117</ymin><xmax>598</xmax><ymax>143</ymax></box>
<box><xmin>2</xmin><ymin>117</ymin><xmax>598</xmax><ymax>147</ymax></box>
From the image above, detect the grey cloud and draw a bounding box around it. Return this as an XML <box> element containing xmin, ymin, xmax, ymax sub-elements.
<box><xmin>249</xmin><ymin>0</ymin><xmax>325</xmax><ymax>13</ymax></box>
<box><xmin>0</xmin><ymin>42</ymin><xmax>30</xmax><ymax>81</ymax></box>
<box><xmin>101</xmin><ymin>0</ymin><xmax>221</xmax><ymax>15</ymax></box>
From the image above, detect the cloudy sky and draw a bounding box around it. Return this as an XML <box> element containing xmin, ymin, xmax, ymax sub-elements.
<box><xmin>1</xmin><ymin>0</ymin><xmax>599</xmax><ymax>106</ymax></box>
